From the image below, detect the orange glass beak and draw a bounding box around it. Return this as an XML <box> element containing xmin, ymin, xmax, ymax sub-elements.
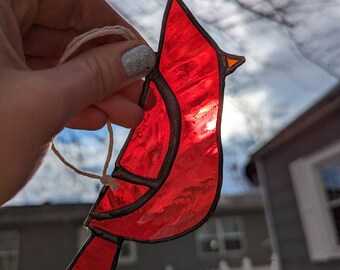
<box><xmin>226</xmin><ymin>55</ymin><xmax>246</xmax><ymax>74</ymax></box>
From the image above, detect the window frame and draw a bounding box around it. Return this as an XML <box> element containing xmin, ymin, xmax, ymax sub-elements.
<box><xmin>195</xmin><ymin>216</ymin><xmax>246</xmax><ymax>257</ymax></box>
<box><xmin>0</xmin><ymin>231</ymin><xmax>20</xmax><ymax>270</ymax></box>
<box><xmin>117</xmin><ymin>241</ymin><xmax>138</xmax><ymax>265</ymax></box>
<box><xmin>290</xmin><ymin>140</ymin><xmax>340</xmax><ymax>262</ymax></box>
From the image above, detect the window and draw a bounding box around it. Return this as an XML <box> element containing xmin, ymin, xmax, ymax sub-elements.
<box><xmin>290</xmin><ymin>140</ymin><xmax>340</xmax><ymax>261</ymax></box>
<box><xmin>117</xmin><ymin>241</ymin><xmax>138</xmax><ymax>265</ymax></box>
<box><xmin>0</xmin><ymin>231</ymin><xmax>19</xmax><ymax>270</ymax></box>
<box><xmin>77</xmin><ymin>227</ymin><xmax>91</xmax><ymax>250</ymax></box>
<box><xmin>196</xmin><ymin>217</ymin><xmax>245</xmax><ymax>256</ymax></box>
<box><xmin>78</xmin><ymin>227</ymin><xmax>137</xmax><ymax>265</ymax></box>
<box><xmin>319</xmin><ymin>158</ymin><xmax>340</xmax><ymax>244</ymax></box>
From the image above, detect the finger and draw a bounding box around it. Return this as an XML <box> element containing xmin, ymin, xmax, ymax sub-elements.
<box><xmin>39</xmin><ymin>40</ymin><xmax>155</xmax><ymax>121</ymax></box>
<box><xmin>119</xmin><ymin>80</ymin><xmax>157</xmax><ymax>111</ymax></box>
<box><xmin>35</xmin><ymin>0</ymin><xmax>144</xmax><ymax>40</ymax></box>
<box><xmin>118</xmin><ymin>80</ymin><xmax>144</xmax><ymax>104</ymax></box>
<box><xmin>67</xmin><ymin>81</ymin><xmax>144</xmax><ymax>129</ymax></box>
<box><xmin>23</xmin><ymin>25</ymin><xmax>130</xmax><ymax>59</ymax></box>
<box><xmin>25</xmin><ymin>56</ymin><xmax>59</xmax><ymax>70</ymax></box>
<box><xmin>67</xmin><ymin>106</ymin><xmax>108</xmax><ymax>130</ymax></box>
<box><xmin>96</xmin><ymin>95</ymin><xmax>144</xmax><ymax>128</ymax></box>
<box><xmin>23</xmin><ymin>25</ymin><xmax>79</xmax><ymax>58</ymax></box>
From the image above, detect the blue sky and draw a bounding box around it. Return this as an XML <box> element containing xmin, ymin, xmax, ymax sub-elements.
<box><xmin>6</xmin><ymin>0</ymin><xmax>339</xmax><ymax>205</ymax></box>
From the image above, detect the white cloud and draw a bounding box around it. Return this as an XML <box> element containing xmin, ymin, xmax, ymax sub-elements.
<box><xmin>7</xmin><ymin>0</ymin><xmax>339</xmax><ymax>205</ymax></box>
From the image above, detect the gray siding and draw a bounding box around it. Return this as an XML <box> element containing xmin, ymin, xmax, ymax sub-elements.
<box><xmin>120</xmin><ymin>205</ymin><xmax>271</xmax><ymax>270</ymax></box>
<box><xmin>257</xmin><ymin>104</ymin><xmax>340</xmax><ymax>270</ymax></box>
<box><xmin>0</xmin><ymin>204</ymin><xmax>90</xmax><ymax>270</ymax></box>
<box><xmin>0</xmin><ymin>197</ymin><xmax>271</xmax><ymax>270</ymax></box>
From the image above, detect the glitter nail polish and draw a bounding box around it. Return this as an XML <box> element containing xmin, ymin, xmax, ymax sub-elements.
<box><xmin>122</xmin><ymin>45</ymin><xmax>156</xmax><ymax>77</ymax></box>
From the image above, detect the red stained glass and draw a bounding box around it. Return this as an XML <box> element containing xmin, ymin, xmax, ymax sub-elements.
<box><xmin>93</xmin><ymin>179</ymin><xmax>149</xmax><ymax>213</ymax></box>
<box><xmin>68</xmin><ymin>0</ymin><xmax>245</xmax><ymax>269</ymax></box>
<box><xmin>119</xmin><ymin>82</ymin><xmax>170</xmax><ymax>179</ymax></box>
<box><xmin>89</xmin><ymin>0</ymin><xmax>221</xmax><ymax>241</ymax></box>
<box><xmin>71</xmin><ymin>236</ymin><xmax>118</xmax><ymax>270</ymax></box>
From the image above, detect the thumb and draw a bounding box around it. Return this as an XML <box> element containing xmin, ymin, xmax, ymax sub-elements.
<box><xmin>42</xmin><ymin>40</ymin><xmax>155</xmax><ymax>118</ymax></box>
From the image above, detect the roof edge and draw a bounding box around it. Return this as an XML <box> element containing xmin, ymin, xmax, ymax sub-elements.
<box><xmin>252</xmin><ymin>84</ymin><xmax>340</xmax><ymax>158</ymax></box>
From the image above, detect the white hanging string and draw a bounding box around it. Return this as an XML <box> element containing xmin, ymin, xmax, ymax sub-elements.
<box><xmin>51</xmin><ymin>26</ymin><xmax>137</xmax><ymax>190</ymax></box>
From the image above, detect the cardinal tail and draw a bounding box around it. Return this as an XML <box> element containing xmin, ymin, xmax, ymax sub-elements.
<box><xmin>67</xmin><ymin>230</ymin><xmax>122</xmax><ymax>270</ymax></box>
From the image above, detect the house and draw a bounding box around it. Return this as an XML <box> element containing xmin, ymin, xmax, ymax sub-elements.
<box><xmin>248</xmin><ymin>84</ymin><xmax>340</xmax><ymax>270</ymax></box>
<box><xmin>0</xmin><ymin>194</ymin><xmax>272</xmax><ymax>270</ymax></box>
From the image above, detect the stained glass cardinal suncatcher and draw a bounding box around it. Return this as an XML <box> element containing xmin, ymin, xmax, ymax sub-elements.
<box><xmin>68</xmin><ymin>0</ymin><xmax>245</xmax><ymax>269</ymax></box>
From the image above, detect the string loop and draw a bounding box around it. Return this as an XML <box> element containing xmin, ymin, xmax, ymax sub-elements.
<box><xmin>51</xmin><ymin>25</ymin><xmax>137</xmax><ymax>190</ymax></box>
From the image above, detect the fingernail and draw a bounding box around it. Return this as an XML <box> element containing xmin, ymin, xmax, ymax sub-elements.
<box><xmin>122</xmin><ymin>45</ymin><xmax>156</xmax><ymax>77</ymax></box>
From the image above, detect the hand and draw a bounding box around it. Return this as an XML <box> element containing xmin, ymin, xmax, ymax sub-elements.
<box><xmin>0</xmin><ymin>0</ymin><xmax>156</xmax><ymax>205</ymax></box>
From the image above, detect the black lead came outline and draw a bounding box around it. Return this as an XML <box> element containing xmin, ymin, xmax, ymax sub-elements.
<box><xmin>88</xmin><ymin>0</ymin><xmax>244</xmax><ymax>221</ymax></box>
<box><xmin>88</xmin><ymin>69</ymin><xmax>182</xmax><ymax>220</ymax></box>
<box><xmin>67</xmin><ymin>0</ymin><xmax>245</xmax><ymax>269</ymax></box>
